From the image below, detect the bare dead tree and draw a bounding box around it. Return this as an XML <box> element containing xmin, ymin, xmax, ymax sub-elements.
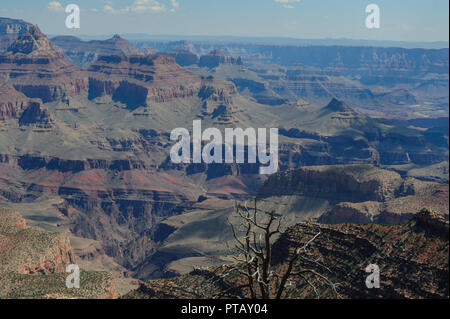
<box><xmin>224</xmin><ymin>198</ymin><xmax>340</xmax><ymax>299</ymax></box>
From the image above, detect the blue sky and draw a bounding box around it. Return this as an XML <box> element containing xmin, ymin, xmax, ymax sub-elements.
<box><xmin>1</xmin><ymin>0</ymin><xmax>449</xmax><ymax>41</ymax></box>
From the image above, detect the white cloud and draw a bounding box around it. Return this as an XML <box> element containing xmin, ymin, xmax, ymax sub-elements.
<box><xmin>170</xmin><ymin>0</ymin><xmax>180</xmax><ymax>13</ymax></box>
<box><xmin>103</xmin><ymin>4</ymin><xmax>118</xmax><ymax>14</ymax></box>
<box><xmin>131</xmin><ymin>0</ymin><xmax>166</xmax><ymax>13</ymax></box>
<box><xmin>275</xmin><ymin>0</ymin><xmax>300</xmax><ymax>9</ymax></box>
<box><xmin>47</xmin><ymin>1</ymin><xmax>65</xmax><ymax>12</ymax></box>
<box><xmin>102</xmin><ymin>0</ymin><xmax>180</xmax><ymax>14</ymax></box>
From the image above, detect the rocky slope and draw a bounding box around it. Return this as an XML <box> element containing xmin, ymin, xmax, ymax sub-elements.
<box><xmin>125</xmin><ymin>210</ymin><xmax>449</xmax><ymax>299</ymax></box>
<box><xmin>0</xmin><ymin>207</ymin><xmax>117</xmax><ymax>298</ymax></box>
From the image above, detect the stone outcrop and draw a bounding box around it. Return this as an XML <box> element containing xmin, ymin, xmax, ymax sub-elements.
<box><xmin>276</xmin><ymin>99</ymin><xmax>448</xmax><ymax>167</ymax></box>
<box><xmin>270</xmin><ymin>212</ymin><xmax>449</xmax><ymax>299</ymax></box>
<box><xmin>0</xmin><ymin>84</ymin><xmax>54</xmax><ymax>126</ymax></box>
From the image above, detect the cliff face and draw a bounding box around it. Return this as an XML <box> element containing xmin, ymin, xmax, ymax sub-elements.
<box><xmin>0</xmin><ymin>207</ymin><xmax>118</xmax><ymax>299</ymax></box>
<box><xmin>125</xmin><ymin>210</ymin><xmax>449</xmax><ymax>299</ymax></box>
<box><xmin>276</xmin><ymin>66</ymin><xmax>376</xmax><ymax>106</ymax></box>
<box><xmin>228</xmin><ymin>44</ymin><xmax>449</xmax><ymax>75</ymax></box>
<box><xmin>179</xmin><ymin>44</ymin><xmax>448</xmax><ymax>116</ymax></box>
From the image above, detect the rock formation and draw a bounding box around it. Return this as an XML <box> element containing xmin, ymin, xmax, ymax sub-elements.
<box><xmin>18</xmin><ymin>101</ymin><xmax>54</xmax><ymax>127</ymax></box>
<box><xmin>259</xmin><ymin>164</ymin><xmax>449</xmax><ymax>224</ymax></box>
<box><xmin>87</xmin><ymin>54</ymin><xmax>237</xmax><ymax>108</ymax></box>
<box><xmin>51</xmin><ymin>34</ymin><xmax>142</xmax><ymax>68</ymax></box>
<box><xmin>0</xmin><ymin>84</ymin><xmax>28</xmax><ymax>120</ymax></box>
<box><xmin>199</xmin><ymin>50</ymin><xmax>243</xmax><ymax>68</ymax></box>
<box><xmin>0</xmin><ymin>25</ymin><xmax>87</xmax><ymax>103</ymax></box>
<box><xmin>157</xmin><ymin>49</ymin><xmax>199</xmax><ymax>66</ymax></box>
<box><xmin>0</xmin><ymin>17</ymin><xmax>31</xmax><ymax>51</ymax></box>
<box><xmin>87</xmin><ymin>54</ymin><xmax>199</xmax><ymax>107</ymax></box>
